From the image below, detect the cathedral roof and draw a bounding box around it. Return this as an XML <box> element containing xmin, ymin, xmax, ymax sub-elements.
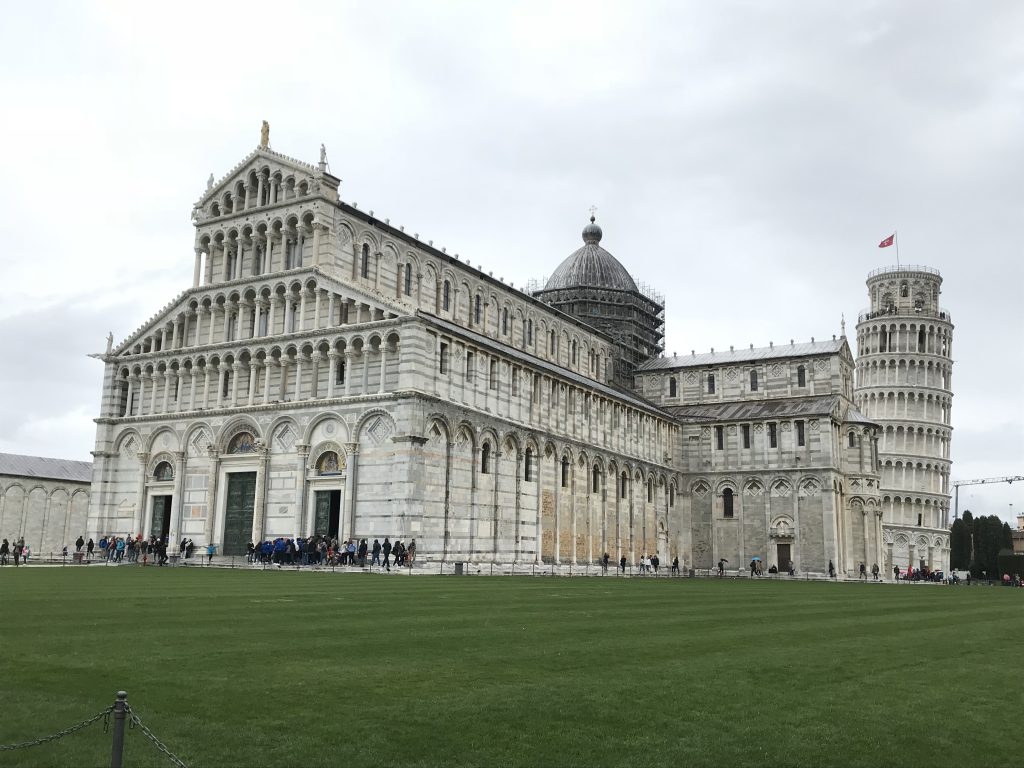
<box><xmin>0</xmin><ymin>452</ymin><xmax>92</xmax><ymax>483</ymax></box>
<box><xmin>638</xmin><ymin>339</ymin><xmax>846</xmax><ymax>371</ymax></box>
<box><xmin>542</xmin><ymin>217</ymin><xmax>639</xmax><ymax>293</ymax></box>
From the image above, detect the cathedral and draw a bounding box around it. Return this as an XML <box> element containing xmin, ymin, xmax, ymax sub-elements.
<box><xmin>85</xmin><ymin>134</ymin><xmax>952</xmax><ymax>574</ymax></box>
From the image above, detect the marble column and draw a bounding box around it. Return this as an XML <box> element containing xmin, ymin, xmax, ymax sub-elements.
<box><xmin>247</xmin><ymin>363</ymin><xmax>259</xmax><ymax>406</ymax></box>
<box><xmin>296</xmin><ymin>444</ymin><xmax>310</xmax><ymax>537</ymax></box>
<box><xmin>251</xmin><ymin>447</ymin><xmax>270</xmax><ymax>544</ymax></box>
<box><xmin>168</xmin><ymin>451</ymin><xmax>186</xmax><ymax>550</ymax></box>
<box><xmin>230</xmin><ymin>362</ymin><xmax>241</xmax><ymax>407</ymax></box>
<box><xmin>134</xmin><ymin>452</ymin><xmax>150</xmax><ymax>537</ymax></box>
<box><xmin>343</xmin><ymin>443</ymin><xmax>359</xmax><ymax>542</ymax></box>
<box><xmin>204</xmin><ymin>449</ymin><xmax>221</xmax><ymax>545</ymax></box>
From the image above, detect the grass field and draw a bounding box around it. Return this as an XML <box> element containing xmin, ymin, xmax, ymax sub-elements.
<box><xmin>1</xmin><ymin>567</ymin><xmax>1020</xmax><ymax>768</ymax></box>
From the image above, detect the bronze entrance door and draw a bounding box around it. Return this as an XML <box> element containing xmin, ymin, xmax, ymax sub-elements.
<box><xmin>313</xmin><ymin>490</ymin><xmax>342</xmax><ymax>538</ymax></box>
<box><xmin>776</xmin><ymin>543</ymin><xmax>791</xmax><ymax>571</ymax></box>
<box><xmin>150</xmin><ymin>496</ymin><xmax>172</xmax><ymax>543</ymax></box>
<box><xmin>223</xmin><ymin>472</ymin><xmax>257</xmax><ymax>556</ymax></box>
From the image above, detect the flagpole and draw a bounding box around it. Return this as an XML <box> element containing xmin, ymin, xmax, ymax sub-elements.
<box><xmin>895</xmin><ymin>230</ymin><xmax>900</xmax><ymax>266</ymax></box>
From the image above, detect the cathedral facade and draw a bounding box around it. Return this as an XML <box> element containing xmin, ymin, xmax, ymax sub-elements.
<box><xmin>86</xmin><ymin>138</ymin><xmax>950</xmax><ymax>574</ymax></box>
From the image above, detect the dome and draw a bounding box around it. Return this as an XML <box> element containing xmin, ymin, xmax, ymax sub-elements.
<box><xmin>543</xmin><ymin>217</ymin><xmax>638</xmax><ymax>293</ymax></box>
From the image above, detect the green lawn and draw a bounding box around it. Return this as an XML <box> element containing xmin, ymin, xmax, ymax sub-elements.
<box><xmin>1</xmin><ymin>567</ymin><xmax>1020</xmax><ymax>768</ymax></box>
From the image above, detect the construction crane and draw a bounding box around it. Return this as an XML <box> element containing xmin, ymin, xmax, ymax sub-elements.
<box><xmin>952</xmin><ymin>475</ymin><xmax>1024</xmax><ymax>522</ymax></box>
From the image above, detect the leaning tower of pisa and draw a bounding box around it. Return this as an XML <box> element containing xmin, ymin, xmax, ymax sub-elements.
<box><xmin>854</xmin><ymin>265</ymin><xmax>953</xmax><ymax>573</ymax></box>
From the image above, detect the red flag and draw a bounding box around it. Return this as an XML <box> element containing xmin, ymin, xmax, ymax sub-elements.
<box><xmin>878</xmin><ymin>234</ymin><xmax>895</xmax><ymax>248</ymax></box>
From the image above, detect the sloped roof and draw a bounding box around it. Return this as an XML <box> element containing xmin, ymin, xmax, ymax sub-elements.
<box><xmin>639</xmin><ymin>339</ymin><xmax>845</xmax><ymax>371</ymax></box>
<box><xmin>666</xmin><ymin>395</ymin><xmax>841</xmax><ymax>423</ymax></box>
<box><xmin>0</xmin><ymin>453</ymin><xmax>93</xmax><ymax>484</ymax></box>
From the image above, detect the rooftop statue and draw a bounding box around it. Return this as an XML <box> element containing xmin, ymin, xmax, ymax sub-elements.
<box><xmin>260</xmin><ymin>120</ymin><xmax>270</xmax><ymax>148</ymax></box>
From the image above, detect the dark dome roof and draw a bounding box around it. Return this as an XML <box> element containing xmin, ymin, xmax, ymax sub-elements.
<box><xmin>543</xmin><ymin>217</ymin><xmax>638</xmax><ymax>293</ymax></box>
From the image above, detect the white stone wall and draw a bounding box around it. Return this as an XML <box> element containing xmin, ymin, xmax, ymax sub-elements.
<box><xmin>0</xmin><ymin>476</ymin><xmax>90</xmax><ymax>556</ymax></box>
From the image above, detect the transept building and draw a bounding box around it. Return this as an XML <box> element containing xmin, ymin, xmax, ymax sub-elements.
<box><xmin>83</xmin><ymin>134</ymin><xmax>951</xmax><ymax>574</ymax></box>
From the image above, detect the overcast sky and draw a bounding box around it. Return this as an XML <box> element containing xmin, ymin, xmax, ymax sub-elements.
<box><xmin>0</xmin><ymin>1</ymin><xmax>1021</xmax><ymax>523</ymax></box>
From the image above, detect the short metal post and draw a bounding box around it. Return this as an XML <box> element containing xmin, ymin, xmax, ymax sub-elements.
<box><xmin>110</xmin><ymin>690</ymin><xmax>127</xmax><ymax>768</ymax></box>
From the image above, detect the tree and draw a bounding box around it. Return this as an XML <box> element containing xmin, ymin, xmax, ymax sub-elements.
<box><xmin>950</xmin><ymin>517</ymin><xmax>972</xmax><ymax>570</ymax></box>
<box><xmin>970</xmin><ymin>515</ymin><xmax>1006</xmax><ymax>580</ymax></box>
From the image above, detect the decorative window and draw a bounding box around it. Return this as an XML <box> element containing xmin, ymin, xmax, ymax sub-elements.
<box><xmin>750</xmin><ymin>369</ymin><xmax>758</xmax><ymax>391</ymax></box>
<box><xmin>502</xmin><ymin>307</ymin><xmax>508</xmax><ymax>336</ymax></box>
<box><xmin>524</xmin><ymin>448</ymin><xmax>534</xmax><ymax>481</ymax></box>
<box><xmin>481</xmin><ymin>443</ymin><xmax>491</xmax><ymax>474</ymax></box>
<box><xmin>620</xmin><ymin>472</ymin><xmax>628</xmax><ymax>499</ymax></box>
<box><xmin>443</xmin><ymin>281</ymin><xmax>451</xmax><ymax>312</ymax></box>
<box><xmin>848</xmin><ymin>431</ymin><xmax>856</xmax><ymax>448</ymax></box>
<box><xmin>404</xmin><ymin>262</ymin><xmax>413</xmax><ymax>295</ymax></box>
<box><xmin>768</xmin><ymin>423</ymin><xmax>778</xmax><ymax>448</ymax></box>
<box><xmin>669</xmin><ymin>377</ymin><xmax>677</xmax><ymax>398</ymax></box>
<box><xmin>647</xmin><ymin>478</ymin><xmax>654</xmax><ymax>503</ymax></box>
<box><xmin>742</xmin><ymin>424</ymin><xmax>751</xmax><ymax>449</ymax></box>
<box><xmin>489</xmin><ymin>359</ymin><xmax>497</xmax><ymax>390</ymax></box>
<box><xmin>527</xmin><ymin>319</ymin><xmax>533</xmax><ymax>346</ymax></box>
<box><xmin>723</xmin><ymin>488</ymin><xmax>734</xmax><ymax>518</ymax></box>
<box><xmin>466</xmin><ymin>351</ymin><xmax>475</xmax><ymax>381</ymax></box>
<box><xmin>549</xmin><ymin>329</ymin><xmax>556</xmax><ymax>357</ymax></box>
<box><xmin>153</xmin><ymin>461</ymin><xmax>173</xmax><ymax>482</ymax></box>
<box><xmin>669</xmin><ymin>485</ymin><xmax>676</xmax><ymax>507</ymax></box>
<box><xmin>796</xmin><ymin>420</ymin><xmax>805</xmax><ymax>447</ymax></box>
<box><xmin>797</xmin><ymin>365</ymin><xmax>806</xmax><ymax>387</ymax></box>
<box><xmin>227</xmin><ymin>431</ymin><xmax>256</xmax><ymax>454</ymax></box>
<box><xmin>317</xmin><ymin>451</ymin><xmax>341</xmax><ymax>475</ymax></box>
<box><xmin>473</xmin><ymin>295</ymin><xmax>481</xmax><ymax>326</ymax></box>
<box><xmin>571</xmin><ymin>340</ymin><xmax>578</xmax><ymax>366</ymax></box>
<box><xmin>592</xmin><ymin>465</ymin><xmax>601</xmax><ymax>494</ymax></box>
<box><xmin>439</xmin><ymin>343</ymin><xmax>449</xmax><ymax>374</ymax></box>
<box><xmin>715</xmin><ymin>425</ymin><xmax>724</xmax><ymax>450</ymax></box>
<box><xmin>561</xmin><ymin>457</ymin><xmax>569</xmax><ymax>488</ymax></box>
<box><xmin>361</xmin><ymin>244</ymin><xmax>370</xmax><ymax>279</ymax></box>
<box><xmin>336</xmin><ymin>359</ymin><xmax>346</xmax><ymax>385</ymax></box>
<box><xmin>707</xmin><ymin>373</ymin><xmax>715</xmax><ymax>394</ymax></box>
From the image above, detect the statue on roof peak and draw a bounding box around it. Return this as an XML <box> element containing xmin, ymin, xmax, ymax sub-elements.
<box><xmin>260</xmin><ymin>120</ymin><xmax>270</xmax><ymax>148</ymax></box>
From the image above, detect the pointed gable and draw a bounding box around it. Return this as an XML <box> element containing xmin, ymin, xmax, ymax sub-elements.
<box><xmin>193</xmin><ymin>146</ymin><xmax>339</xmax><ymax>224</ymax></box>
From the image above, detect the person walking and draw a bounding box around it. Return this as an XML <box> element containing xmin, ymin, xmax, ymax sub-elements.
<box><xmin>871</xmin><ymin>563</ymin><xmax>879</xmax><ymax>581</ymax></box>
<box><xmin>0</xmin><ymin>538</ymin><xmax>9</xmax><ymax>565</ymax></box>
<box><xmin>206</xmin><ymin>543</ymin><xmax>215</xmax><ymax>565</ymax></box>
<box><xmin>382</xmin><ymin>538</ymin><xmax>392</xmax><ymax>570</ymax></box>
<box><xmin>619</xmin><ymin>555</ymin><xmax>626</xmax><ymax>574</ymax></box>
<box><xmin>371</xmin><ymin>539</ymin><xmax>381</xmax><ymax>566</ymax></box>
<box><xmin>828</xmin><ymin>560</ymin><xmax>836</xmax><ymax>579</ymax></box>
<box><xmin>75</xmin><ymin>535</ymin><xmax>84</xmax><ymax>553</ymax></box>
<box><xmin>859</xmin><ymin>562</ymin><xmax>867</xmax><ymax>580</ymax></box>
<box><xmin>718</xmin><ymin>558</ymin><xmax>726</xmax><ymax>577</ymax></box>
<box><xmin>602</xmin><ymin>552</ymin><xmax>610</xmax><ymax>573</ymax></box>
<box><xmin>750</xmin><ymin>559</ymin><xmax>758</xmax><ymax>578</ymax></box>
<box><xmin>408</xmin><ymin>539</ymin><xmax>416</xmax><ymax>565</ymax></box>
<box><xmin>671</xmin><ymin>556</ymin><xmax>679</xmax><ymax>575</ymax></box>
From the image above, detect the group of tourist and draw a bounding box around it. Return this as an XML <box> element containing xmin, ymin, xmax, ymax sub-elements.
<box><xmin>0</xmin><ymin>537</ymin><xmax>29</xmax><ymax>565</ymax></box>
<box><xmin>599</xmin><ymin>552</ymin><xmax>681</xmax><ymax>575</ymax></box>
<box><xmin>246</xmin><ymin>535</ymin><xmax>417</xmax><ymax>570</ymax></box>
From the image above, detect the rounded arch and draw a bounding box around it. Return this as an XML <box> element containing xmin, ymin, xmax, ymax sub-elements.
<box><xmin>147</xmin><ymin>427</ymin><xmax>180</xmax><ymax>454</ymax></box>
<box><xmin>355</xmin><ymin>408</ymin><xmax>397</xmax><ymax>443</ymax></box>
<box><xmin>301</xmin><ymin>411</ymin><xmax>349</xmax><ymax>446</ymax></box>
<box><xmin>218</xmin><ymin>416</ymin><xmax>262</xmax><ymax>453</ymax></box>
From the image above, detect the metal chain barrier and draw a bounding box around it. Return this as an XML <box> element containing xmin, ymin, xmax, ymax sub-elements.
<box><xmin>0</xmin><ymin>706</ymin><xmax>112</xmax><ymax>752</ymax></box>
<box><xmin>126</xmin><ymin>705</ymin><xmax>189</xmax><ymax>768</ymax></box>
